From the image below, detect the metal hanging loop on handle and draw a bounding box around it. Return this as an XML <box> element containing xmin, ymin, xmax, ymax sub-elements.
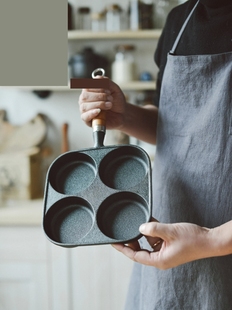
<box><xmin>91</xmin><ymin>68</ymin><xmax>105</xmax><ymax>79</ymax></box>
<box><xmin>91</xmin><ymin>68</ymin><xmax>106</xmax><ymax>147</ymax></box>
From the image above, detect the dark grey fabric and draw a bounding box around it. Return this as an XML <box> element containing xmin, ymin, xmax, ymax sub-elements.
<box><xmin>124</xmin><ymin>3</ymin><xmax>232</xmax><ymax>309</ymax></box>
<box><xmin>154</xmin><ymin>0</ymin><xmax>232</xmax><ymax>107</ymax></box>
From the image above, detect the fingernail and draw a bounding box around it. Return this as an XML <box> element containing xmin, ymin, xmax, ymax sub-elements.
<box><xmin>105</xmin><ymin>90</ymin><xmax>111</xmax><ymax>95</ymax></box>
<box><xmin>105</xmin><ymin>101</ymin><xmax>112</xmax><ymax>108</ymax></box>
<box><xmin>139</xmin><ymin>224</ymin><xmax>146</xmax><ymax>232</ymax></box>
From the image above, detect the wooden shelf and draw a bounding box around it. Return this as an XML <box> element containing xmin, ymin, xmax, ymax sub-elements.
<box><xmin>68</xmin><ymin>29</ymin><xmax>162</xmax><ymax>40</ymax></box>
<box><xmin>2</xmin><ymin>81</ymin><xmax>156</xmax><ymax>91</ymax></box>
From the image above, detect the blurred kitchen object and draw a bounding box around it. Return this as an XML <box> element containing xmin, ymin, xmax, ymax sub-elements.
<box><xmin>106</xmin><ymin>4</ymin><xmax>123</xmax><ymax>31</ymax></box>
<box><xmin>0</xmin><ymin>112</ymin><xmax>47</xmax><ymax>200</ymax></box>
<box><xmin>135</xmin><ymin>90</ymin><xmax>156</xmax><ymax>106</ymax></box>
<box><xmin>129</xmin><ymin>0</ymin><xmax>140</xmax><ymax>30</ymax></box>
<box><xmin>91</xmin><ymin>11</ymin><xmax>105</xmax><ymax>32</ymax></box>
<box><xmin>112</xmin><ymin>45</ymin><xmax>136</xmax><ymax>83</ymax></box>
<box><xmin>140</xmin><ymin>1</ymin><xmax>154</xmax><ymax>29</ymax></box>
<box><xmin>77</xmin><ymin>7</ymin><xmax>91</xmax><ymax>30</ymax></box>
<box><xmin>0</xmin><ymin>113</ymin><xmax>46</xmax><ymax>153</ymax></box>
<box><xmin>69</xmin><ymin>47</ymin><xmax>109</xmax><ymax>78</ymax></box>
<box><xmin>129</xmin><ymin>0</ymin><xmax>155</xmax><ymax>30</ymax></box>
<box><xmin>113</xmin><ymin>130</ymin><xmax>130</xmax><ymax>145</ymax></box>
<box><xmin>68</xmin><ymin>2</ymin><xmax>74</xmax><ymax>30</ymax></box>
<box><xmin>139</xmin><ymin>71</ymin><xmax>153</xmax><ymax>81</ymax></box>
<box><xmin>0</xmin><ymin>147</ymin><xmax>42</xmax><ymax>201</ymax></box>
<box><xmin>61</xmin><ymin>123</ymin><xmax>69</xmax><ymax>153</ymax></box>
<box><xmin>155</xmin><ymin>0</ymin><xmax>179</xmax><ymax>28</ymax></box>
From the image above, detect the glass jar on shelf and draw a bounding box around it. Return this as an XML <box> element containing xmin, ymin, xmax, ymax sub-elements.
<box><xmin>111</xmin><ymin>45</ymin><xmax>136</xmax><ymax>84</ymax></box>
<box><xmin>106</xmin><ymin>4</ymin><xmax>123</xmax><ymax>31</ymax></box>
<box><xmin>77</xmin><ymin>7</ymin><xmax>91</xmax><ymax>30</ymax></box>
<box><xmin>91</xmin><ymin>12</ymin><xmax>105</xmax><ymax>32</ymax></box>
<box><xmin>140</xmin><ymin>2</ymin><xmax>154</xmax><ymax>29</ymax></box>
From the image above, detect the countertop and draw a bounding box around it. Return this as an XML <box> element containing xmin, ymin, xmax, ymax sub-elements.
<box><xmin>0</xmin><ymin>199</ymin><xmax>43</xmax><ymax>226</ymax></box>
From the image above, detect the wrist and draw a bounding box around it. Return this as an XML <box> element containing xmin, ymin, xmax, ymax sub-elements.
<box><xmin>120</xmin><ymin>103</ymin><xmax>158</xmax><ymax>144</ymax></box>
<box><xmin>208</xmin><ymin>221</ymin><xmax>232</xmax><ymax>257</ymax></box>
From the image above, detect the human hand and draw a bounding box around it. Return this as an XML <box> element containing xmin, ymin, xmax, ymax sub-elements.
<box><xmin>112</xmin><ymin>219</ymin><xmax>212</xmax><ymax>270</ymax></box>
<box><xmin>79</xmin><ymin>76</ymin><xmax>127</xmax><ymax>130</ymax></box>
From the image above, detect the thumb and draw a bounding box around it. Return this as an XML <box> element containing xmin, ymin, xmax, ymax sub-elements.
<box><xmin>139</xmin><ymin>222</ymin><xmax>169</xmax><ymax>240</ymax></box>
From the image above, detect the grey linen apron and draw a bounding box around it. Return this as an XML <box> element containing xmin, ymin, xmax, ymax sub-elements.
<box><xmin>125</xmin><ymin>2</ymin><xmax>232</xmax><ymax>309</ymax></box>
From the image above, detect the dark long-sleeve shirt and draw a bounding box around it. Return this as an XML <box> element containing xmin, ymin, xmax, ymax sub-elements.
<box><xmin>154</xmin><ymin>0</ymin><xmax>232</xmax><ymax>106</ymax></box>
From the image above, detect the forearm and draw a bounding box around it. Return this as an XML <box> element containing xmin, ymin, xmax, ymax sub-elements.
<box><xmin>120</xmin><ymin>103</ymin><xmax>158</xmax><ymax>145</ymax></box>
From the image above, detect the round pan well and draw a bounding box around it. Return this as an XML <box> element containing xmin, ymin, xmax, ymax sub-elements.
<box><xmin>44</xmin><ymin>197</ymin><xmax>94</xmax><ymax>245</ymax></box>
<box><xmin>97</xmin><ymin>192</ymin><xmax>149</xmax><ymax>241</ymax></box>
<box><xmin>99</xmin><ymin>146</ymin><xmax>149</xmax><ymax>190</ymax></box>
<box><xmin>48</xmin><ymin>152</ymin><xmax>97</xmax><ymax>195</ymax></box>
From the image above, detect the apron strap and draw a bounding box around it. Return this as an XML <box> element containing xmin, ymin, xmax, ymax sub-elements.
<box><xmin>170</xmin><ymin>0</ymin><xmax>200</xmax><ymax>55</ymax></box>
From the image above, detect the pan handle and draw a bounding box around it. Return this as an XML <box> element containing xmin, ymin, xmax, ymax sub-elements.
<box><xmin>91</xmin><ymin>68</ymin><xmax>107</xmax><ymax>148</ymax></box>
<box><xmin>92</xmin><ymin>110</ymin><xmax>106</xmax><ymax>148</ymax></box>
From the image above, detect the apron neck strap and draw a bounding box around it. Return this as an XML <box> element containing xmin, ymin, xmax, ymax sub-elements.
<box><xmin>170</xmin><ymin>0</ymin><xmax>200</xmax><ymax>55</ymax></box>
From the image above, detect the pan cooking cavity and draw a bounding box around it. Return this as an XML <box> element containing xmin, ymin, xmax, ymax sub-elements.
<box><xmin>99</xmin><ymin>146</ymin><xmax>149</xmax><ymax>190</ymax></box>
<box><xmin>97</xmin><ymin>192</ymin><xmax>148</xmax><ymax>240</ymax></box>
<box><xmin>44</xmin><ymin>197</ymin><xmax>94</xmax><ymax>244</ymax></box>
<box><xmin>48</xmin><ymin>152</ymin><xmax>97</xmax><ymax>195</ymax></box>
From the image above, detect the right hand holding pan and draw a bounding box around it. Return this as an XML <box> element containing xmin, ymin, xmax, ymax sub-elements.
<box><xmin>78</xmin><ymin>76</ymin><xmax>127</xmax><ymax>130</ymax></box>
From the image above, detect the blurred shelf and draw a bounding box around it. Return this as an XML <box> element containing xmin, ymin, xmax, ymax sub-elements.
<box><xmin>68</xmin><ymin>29</ymin><xmax>162</xmax><ymax>40</ymax></box>
<box><xmin>0</xmin><ymin>199</ymin><xmax>43</xmax><ymax>226</ymax></box>
<box><xmin>1</xmin><ymin>81</ymin><xmax>156</xmax><ymax>91</ymax></box>
<box><xmin>118</xmin><ymin>81</ymin><xmax>156</xmax><ymax>90</ymax></box>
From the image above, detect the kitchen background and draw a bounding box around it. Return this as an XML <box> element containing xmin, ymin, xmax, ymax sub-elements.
<box><xmin>0</xmin><ymin>1</ymin><xmax>185</xmax><ymax>309</ymax></box>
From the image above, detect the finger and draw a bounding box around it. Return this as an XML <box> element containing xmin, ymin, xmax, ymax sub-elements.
<box><xmin>79</xmin><ymin>100</ymin><xmax>112</xmax><ymax>114</ymax></box>
<box><xmin>112</xmin><ymin>241</ymin><xmax>141</xmax><ymax>252</ymax></box>
<box><xmin>139</xmin><ymin>219</ymin><xmax>163</xmax><ymax>250</ymax></box>
<box><xmin>80</xmin><ymin>90</ymin><xmax>112</xmax><ymax>103</ymax></box>
<box><xmin>81</xmin><ymin>109</ymin><xmax>101</xmax><ymax>126</ymax></box>
<box><xmin>112</xmin><ymin>243</ymin><xmax>160</xmax><ymax>267</ymax></box>
<box><xmin>83</xmin><ymin>88</ymin><xmax>111</xmax><ymax>95</ymax></box>
<box><xmin>133</xmin><ymin>250</ymin><xmax>160</xmax><ymax>266</ymax></box>
<box><xmin>112</xmin><ymin>243</ymin><xmax>139</xmax><ymax>261</ymax></box>
<box><xmin>139</xmin><ymin>222</ymin><xmax>169</xmax><ymax>240</ymax></box>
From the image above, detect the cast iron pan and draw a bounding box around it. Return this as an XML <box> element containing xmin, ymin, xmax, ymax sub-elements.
<box><xmin>43</xmin><ymin>69</ymin><xmax>152</xmax><ymax>248</ymax></box>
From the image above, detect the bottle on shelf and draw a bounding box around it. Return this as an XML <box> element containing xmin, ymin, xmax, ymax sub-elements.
<box><xmin>129</xmin><ymin>0</ymin><xmax>140</xmax><ymax>30</ymax></box>
<box><xmin>106</xmin><ymin>4</ymin><xmax>123</xmax><ymax>31</ymax></box>
<box><xmin>91</xmin><ymin>12</ymin><xmax>105</xmax><ymax>32</ymax></box>
<box><xmin>77</xmin><ymin>7</ymin><xmax>91</xmax><ymax>30</ymax></box>
<box><xmin>112</xmin><ymin>45</ymin><xmax>136</xmax><ymax>84</ymax></box>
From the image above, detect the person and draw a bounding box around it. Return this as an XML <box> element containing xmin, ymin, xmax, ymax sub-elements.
<box><xmin>79</xmin><ymin>0</ymin><xmax>232</xmax><ymax>308</ymax></box>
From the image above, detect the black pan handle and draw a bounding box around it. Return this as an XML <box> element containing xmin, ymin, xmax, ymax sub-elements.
<box><xmin>92</xmin><ymin>110</ymin><xmax>106</xmax><ymax>148</ymax></box>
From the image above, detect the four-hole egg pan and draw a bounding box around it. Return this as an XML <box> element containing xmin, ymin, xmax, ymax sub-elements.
<box><xmin>43</xmin><ymin>144</ymin><xmax>152</xmax><ymax>248</ymax></box>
